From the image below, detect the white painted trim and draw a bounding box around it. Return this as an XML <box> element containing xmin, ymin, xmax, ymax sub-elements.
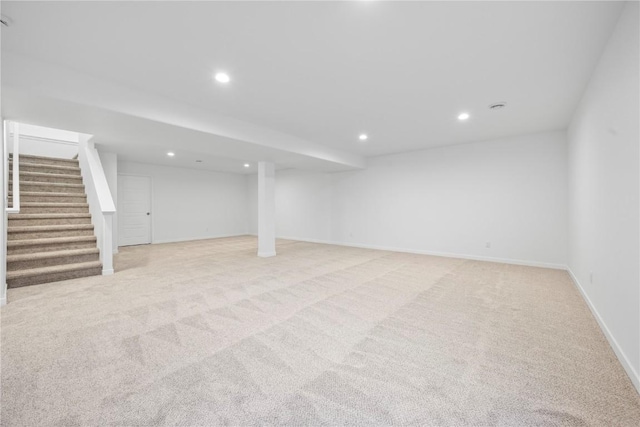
<box><xmin>258</xmin><ymin>251</ymin><xmax>276</xmax><ymax>258</ymax></box>
<box><xmin>0</xmin><ymin>295</ymin><xmax>6</xmax><ymax>307</ymax></box>
<box><xmin>80</xmin><ymin>138</ymin><xmax>116</xmax><ymax>213</ymax></box>
<box><xmin>78</xmin><ymin>136</ymin><xmax>116</xmax><ymax>275</ymax></box>
<box><xmin>145</xmin><ymin>233</ymin><xmax>249</xmax><ymax>246</ymax></box>
<box><xmin>567</xmin><ymin>269</ymin><xmax>640</xmax><ymax>394</ymax></box>
<box><xmin>274</xmin><ymin>235</ymin><xmax>567</xmax><ymax>270</ymax></box>
<box><xmin>8</xmin><ymin>133</ymin><xmax>79</xmax><ymax>147</ymax></box>
<box><xmin>102</xmin><ymin>268</ymin><xmax>114</xmax><ymax>276</ymax></box>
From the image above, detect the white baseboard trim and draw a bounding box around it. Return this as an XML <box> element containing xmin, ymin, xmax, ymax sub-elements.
<box><xmin>102</xmin><ymin>268</ymin><xmax>114</xmax><ymax>276</ymax></box>
<box><xmin>149</xmin><ymin>233</ymin><xmax>249</xmax><ymax>246</ymax></box>
<box><xmin>258</xmin><ymin>251</ymin><xmax>276</xmax><ymax>258</ymax></box>
<box><xmin>567</xmin><ymin>268</ymin><xmax>640</xmax><ymax>394</ymax></box>
<box><xmin>0</xmin><ymin>295</ymin><xmax>6</xmax><ymax>307</ymax></box>
<box><xmin>276</xmin><ymin>235</ymin><xmax>567</xmax><ymax>270</ymax></box>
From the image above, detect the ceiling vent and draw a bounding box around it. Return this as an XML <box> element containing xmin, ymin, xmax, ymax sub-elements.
<box><xmin>1</xmin><ymin>14</ymin><xmax>12</xmax><ymax>27</ymax></box>
<box><xmin>489</xmin><ymin>102</ymin><xmax>507</xmax><ymax>110</ymax></box>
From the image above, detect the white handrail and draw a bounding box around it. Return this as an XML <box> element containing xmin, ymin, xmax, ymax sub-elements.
<box><xmin>6</xmin><ymin>121</ymin><xmax>20</xmax><ymax>213</ymax></box>
<box><xmin>78</xmin><ymin>135</ymin><xmax>115</xmax><ymax>275</ymax></box>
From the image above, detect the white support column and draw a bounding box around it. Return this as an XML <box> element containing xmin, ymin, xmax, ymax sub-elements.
<box><xmin>257</xmin><ymin>161</ymin><xmax>276</xmax><ymax>257</ymax></box>
<box><xmin>102</xmin><ymin>213</ymin><xmax>114</xmax><ymax>275</ymax></box>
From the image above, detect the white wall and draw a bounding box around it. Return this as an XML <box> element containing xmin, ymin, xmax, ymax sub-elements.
<box><xmin>98</xmin><ymin>149</ymin><xmax>118</xmax><ymax>253</ymax></box>
<box><xmin>8</xmin><ymin>136</ymin><xmax>77</xmax><ymax>159</ymax></box>
<box><xmin>9</xmin><ymin>123</ymin><xmax>79</xmax><ymax>159</ymax></box>
<box><xmin>18</xmin><ymin>123</ymin><xmax>79</xmax><ymax>143</ymax></box>
<box><xmin>118</xmin><ymin>161</ymin><xmax>248</xmax><ymax>245</ymax></box>
<box><xmin>249</xmin><ymin>130</ymin><xmax>568</xmax><ymax>268</ymax></box>
<box><xmin>567</xmin><ymin>2</ymin><xmax>639</xmax><ymax>391</ymax></box>
<box><xmin>247</xmin><ymin>169</ymin><xmax>334</xmax><ymax>242</ymax></box>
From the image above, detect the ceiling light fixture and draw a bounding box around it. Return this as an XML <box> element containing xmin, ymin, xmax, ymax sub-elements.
<box><xmin>359</xmin><ymin>134</ymin><xmax>368</xmax><ymax>141</ymax></box>
<box><xmin>167</xmin><ymin>152</ymin><xmax>175</xmax><ymax>157</ymax></box>
<box><xmin>244</xmin><ymin>163</ymin><xmax>250</xmax><ymax>168</ymax></box>
<box><xmin>458</xmin><ymin>112</ymin><xmax>470</xmax><ymax>121</ymax></box>
<box><xmin>215</xmin><ymin>72</ymin><xmax>230</xmax><ymax>83</ymax></box>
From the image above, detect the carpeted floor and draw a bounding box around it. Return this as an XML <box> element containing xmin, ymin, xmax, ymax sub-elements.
<box><xmin>1</xmin><ymin>236</ymin><xmax>639</xmax><ymax>426</ymax></box>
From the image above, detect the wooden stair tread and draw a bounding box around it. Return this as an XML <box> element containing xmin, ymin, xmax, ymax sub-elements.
<box><xmin>6</xmin><ymin>261</ymin><xmax>102</xmax><ymax>279</ymax></box>
<box><xmin>8</xmin><ymin>248</ymin><xmax>99</xmax><ymax>262</ymax></box>
<box><xmin>8</xmin><ymin>235</ymin><xmax>97</xmax><ymax>247</ymax></box>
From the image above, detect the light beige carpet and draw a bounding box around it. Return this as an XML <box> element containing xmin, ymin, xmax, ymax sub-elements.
<box><xmin>1</xmin><ymin>236</ymin><xmax>639</xmax><ymax>426</ymax></box>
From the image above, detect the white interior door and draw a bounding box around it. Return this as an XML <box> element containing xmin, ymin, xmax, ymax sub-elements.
<box><xmin>118</xmin><ymin>175</ymin><xmax>151</xmax><ymax>246</ymax></box>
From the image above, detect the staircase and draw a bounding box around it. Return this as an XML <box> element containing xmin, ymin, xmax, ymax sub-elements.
<box><xmin>7</xmin><ymin>154</ymin><xmax>103</xmax><ymax>287</ymax></box>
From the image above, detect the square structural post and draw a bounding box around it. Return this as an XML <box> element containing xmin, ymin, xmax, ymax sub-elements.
<box><xmin>257</xmin><ymin>161</ymin><xmax>276</xmax><ymax>257</ymax></box>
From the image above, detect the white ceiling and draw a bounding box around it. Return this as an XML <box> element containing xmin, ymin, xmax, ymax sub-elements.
<box><xmin>0</xmin><ymin>1</ymin><xmax>624</xmax><ymax>171</ymax></box>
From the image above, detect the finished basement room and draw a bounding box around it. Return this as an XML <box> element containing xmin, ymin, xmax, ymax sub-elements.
<box><xmin>1</xmin><ymin>1</ymin><xmax>639</xmax><ymax>426</ymax></box>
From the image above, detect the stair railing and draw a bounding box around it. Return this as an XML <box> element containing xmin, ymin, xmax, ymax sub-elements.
<box><xmin>5</xmin><ymin>121</ymin><xmax>20</xmax><ymax>214</ymax></box>
<box><xmin>1</xmin><ymin>120</ymin><xmax>19</xmax><ymax>305</ymax></box>
<box><xmin>78</xmin><ymin>135</ymin><xmax>115</xmax><ymax>275</ymax></box>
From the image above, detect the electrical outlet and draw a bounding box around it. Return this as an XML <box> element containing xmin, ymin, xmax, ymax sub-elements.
<box><xmin>485</xmin><ymin>241</ymin><xmax>491</xmax><ymax>249</ymax></box>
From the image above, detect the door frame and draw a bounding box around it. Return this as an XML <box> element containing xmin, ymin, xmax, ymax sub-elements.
<box><xmin>117</xmin><ymin>173</ymin><xmax>153</xmax><ymax>246</ymax></box>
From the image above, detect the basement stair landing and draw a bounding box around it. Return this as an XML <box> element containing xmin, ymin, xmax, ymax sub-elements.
<box><xmin>7</xmin><ymin>154</ymin><xmax>103</xmax><ymax>288</ymax></box>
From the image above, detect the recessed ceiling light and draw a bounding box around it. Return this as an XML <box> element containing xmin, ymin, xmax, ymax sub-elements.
<box><xmin>215</xmin><ymin>72</ymin><xmax>230</xmax><ymax>83</ymax></box>
<box><xmin>167</xmin><ymin>152</ymin><xmax>175</xmax><ymax>157</ymax></box>
<box><xmin>458</xmin><ymin>112</ymin><xmax>470</xmax><ymax>121</ymax></box>
<box><xmin>359</xmin><ymin>134</ymin><xmax>368</xmax><ymax>141</ymax></box>
<box><xmin>244</xmin><ymin>163</ymin><xmax>250</xmax><ymax>168</ymax></box>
